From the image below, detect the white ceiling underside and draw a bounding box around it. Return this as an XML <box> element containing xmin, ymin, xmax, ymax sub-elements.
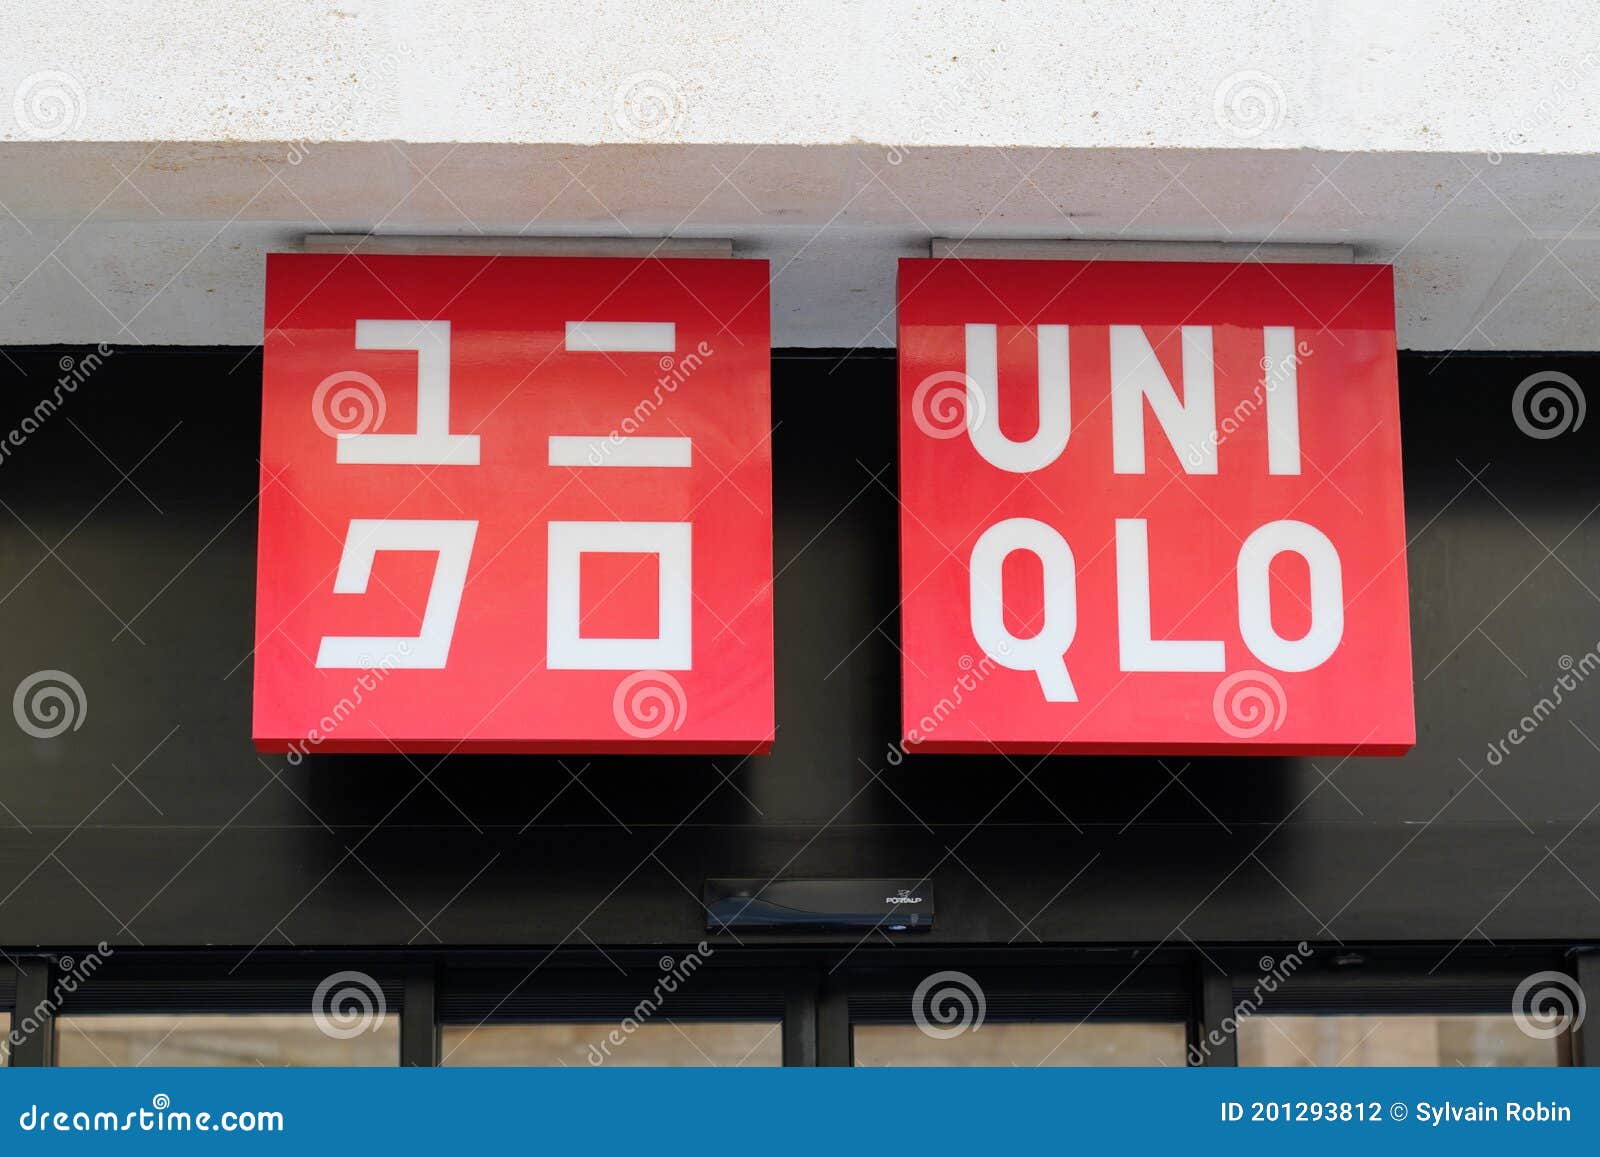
<box><xmin>1</xmin><ymin>1</ymin><xmax>1598</xmax><ymax>349</ymax></box>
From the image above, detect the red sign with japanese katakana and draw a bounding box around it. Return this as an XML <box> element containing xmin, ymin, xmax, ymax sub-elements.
<box><xmin>253</xmin><ymin>254</ymin><xmax>773</xmax><ymax>754</ymax></box>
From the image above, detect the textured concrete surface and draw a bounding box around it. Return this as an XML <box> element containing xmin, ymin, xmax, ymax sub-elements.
<box><xmin>0</xmin><ymin>2</ymin><xmax>1597</xmax><ymax>347</ymax></box>
<box><xmin>6</xmin><ymin>1</ymin><xmax>1597</xmax><ymax>152</ymax></box>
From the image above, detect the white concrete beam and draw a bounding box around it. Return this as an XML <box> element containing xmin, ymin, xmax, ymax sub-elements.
<box><xmin>2</xmin><ymin>1</ymin><xmax>1596</xmax><ymax>156</ymax></box>
<box><xmin>0</xmin><ymin>2</ymin><xmax>1597</xmax><ymax>349</ymax></box>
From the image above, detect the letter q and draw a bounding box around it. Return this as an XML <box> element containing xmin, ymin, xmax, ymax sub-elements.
<box><xmin>969</xmin><ymin>518</ymin><xmax>1078</xmax><ymax>701</ymax></box>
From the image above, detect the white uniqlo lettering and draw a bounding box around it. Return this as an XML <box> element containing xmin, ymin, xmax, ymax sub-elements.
<box><xmin>316</xmin><ymin>519</ymin><xmax>478</xmax><ymax>668</ymax></box>
<box><xmin>950</xmin><ymin>322</ymin><xmax>1335</xmax><ymax>698</ymax></box>
<box><xmin>1263</xmin><ymin>326</ymin><xmax>1302</xmax><ymax>475</ymax></box>
<box><xmin>969</xmin><ymin>517</ymin><xmax>1078</xmax><ymax>701</ymax></box>
<box><xmin>317</xmin><ymin>317</ymin><xmax>481</xmax><ymax>671</ymax></box>
<box><xmin>1236</xmin><ymin>520</ymin><xmax>1344</xmax><ymax>672</ymax></box>
<box><xmin>548</xmin><ymin>436</ymin><xmax>691</xmax><ymax>467</ymax></box>
<box><xmin>964</xmin><ymin>323</ymin><xmax>1071</xmax><ymax>473</ymax></box>
<box><xmin>1114</xmin><ymin>519</ymin><xmax>1225</xmax><ymax>672</ymax></box>
<box><xmin>547</xmin><ymin>321</ymin><xmax>693</xmax><ymax>671</ymax></box>
<box><xmin>546</xmin><ymin>521</ymin><xmax>692</xmax><ymax>670</ymax></box>
<box><xmin>336</xmin><ymin>320</ymin><xmax>481</xmax><ymax>465</ymax></box>
<box><xmin>1111</xmin><ymin>325</ymin><xmax>1217</xmax><ymax>475</ymax></box>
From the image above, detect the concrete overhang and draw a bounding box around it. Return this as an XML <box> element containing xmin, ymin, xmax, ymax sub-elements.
<box><xmin>0</xmin><ymin>1</ymin><xmax>1595</xmax><ymax>349</ymax></box>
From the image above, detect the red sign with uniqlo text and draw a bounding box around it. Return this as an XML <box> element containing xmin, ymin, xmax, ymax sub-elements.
<box><xmin>898</xmin><ymin>259</ymin><xmax>1414</xmax><ymax>755</ymax></box>
<box><xmin>254</xmin><ymin>254</ymin><xmax>773</xmax><ymax>754</ymax></box>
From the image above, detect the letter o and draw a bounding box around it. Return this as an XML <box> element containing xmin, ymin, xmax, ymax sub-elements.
<box><xmin>1236</xmin><ymin>520</ymin><xmax>1344</xmax><ymax>672</ymax></box>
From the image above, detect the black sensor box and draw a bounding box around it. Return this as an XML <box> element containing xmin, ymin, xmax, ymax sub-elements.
<box><xmin>704</xmin><ymin>878</ymin><xmax>934</xmax><ymax>933</ymax></box>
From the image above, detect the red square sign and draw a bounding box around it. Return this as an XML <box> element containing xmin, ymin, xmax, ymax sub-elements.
<box><xmin>253</xmin><ymin>254</ymin><xmax>773</xmax><ymax>755</ymax></box>
<box><xmin>897</xmin><ymin>259</ymin><xmax>1414</xmax><ymax>755</ymax></box>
